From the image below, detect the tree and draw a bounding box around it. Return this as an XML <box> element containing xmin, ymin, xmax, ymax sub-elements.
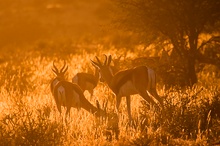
<box><xmin>111</xmin><ymin>0</ymin><xmax>220</xmax><ymax>86</ymax></box>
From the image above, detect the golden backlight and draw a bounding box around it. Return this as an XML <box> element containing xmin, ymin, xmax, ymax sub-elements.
<box><xmin>0</xmin><ymin>1</ymin><xmax>110</xmax><ymax>47</ymax></box>
<box><xmin>0</xmin><ymin>0</ymin><xmax>219</xmax><ymax>145</ymax></box>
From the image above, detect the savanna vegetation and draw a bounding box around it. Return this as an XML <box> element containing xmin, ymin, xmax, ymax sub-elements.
<box><xmin>0</xmin><ymin>0</ymin><xmax>220</xmax><ymax>145</ymax></box>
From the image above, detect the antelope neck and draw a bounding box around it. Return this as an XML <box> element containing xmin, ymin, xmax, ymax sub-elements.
<box><xmin>105</xmin><ymin>66</ymin><xmax>114</xmax><ymax>85</ymax></box>
<box><xmin>80</xmin><ymin>96</ymin><xmax>106</xmax><ymax>117</ymax></box>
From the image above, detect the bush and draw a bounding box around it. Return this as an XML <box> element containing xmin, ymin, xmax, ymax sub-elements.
<box><xmin>133</xmin><ymin>86</ymin><xmax>220</xmax><ymax>145</ymax></box>
<box><xmin>0</xmin><ymin>97</ymin><xmax>66</xmax><ymax>146</ymax></box>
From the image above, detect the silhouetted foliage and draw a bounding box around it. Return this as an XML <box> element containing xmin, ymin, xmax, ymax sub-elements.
<box><xmin>112</xmin><ymin>0</ymin><xmax>220</xmax><ymax>86</ymax></box>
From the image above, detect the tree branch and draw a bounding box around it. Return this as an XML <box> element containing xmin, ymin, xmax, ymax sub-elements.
<box><xmin>197</xmin><ymin>36</ymin><xmax>220</xmax><ymax>51</ymax></box>
<box><xmin>196</xmin><ymin>51</ymin><xmax>220</xmax><ymax>68</ymax></box>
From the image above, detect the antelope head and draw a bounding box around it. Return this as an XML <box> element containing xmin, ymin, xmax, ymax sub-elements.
<box><xmin>51</xmin><ymin>60</ymin><xmax>68</xmax><ymax>94</ymax></box>
<box><xmin>90</xmin><ymin>54</ymin><xmax>114</xmax><ymax>84</ymax></box>
<box><xmin>96</xmin><ymin>99</ymin><xmax>119</xmax><ymax>140</ymax></box>
<box><xmin>52</xmin><ymin>60</ymin><xmax>68</xmax><ymax>80</ymax></box>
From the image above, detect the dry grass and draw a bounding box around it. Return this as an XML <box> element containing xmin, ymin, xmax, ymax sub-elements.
<box><xmin>0</xmin><ymin>45</ymin><xmax>220</xmax><ymax>145</ymax></box>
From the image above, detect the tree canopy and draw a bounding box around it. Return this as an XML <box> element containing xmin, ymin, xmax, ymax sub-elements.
<box><xmin>112</xmin><ymin>0</ymin><xmax>220</xmax><ymax>86</ymax></box>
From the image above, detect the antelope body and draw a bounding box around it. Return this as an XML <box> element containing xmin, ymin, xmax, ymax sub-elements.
<box><xmin>72</xmin><ymin>68</ymin><xmax>99</xmax><ymax>98</ymax></box>
<box><xmin>50</xmin><ymin>61</ymin><xmax>119</xmax><ymax>139</ymax></box>
<box><xmin>54</xmin><ymin>80</ymin><xmax>113</xmax><ymax>116</ymax></box>
<box><xmin>51</xmin><ymin>61</ymin><xmax>115</xmax><ymax>118</ymax></box>
<box><xmin>91</xmin><ymin>55</ymin><xmax>163</xmax><ymax>122</ymax></box>
<box><xmin>72</xmin><ymin>57</ymin><xmax>121</xmax><ymax>99</ymax></box>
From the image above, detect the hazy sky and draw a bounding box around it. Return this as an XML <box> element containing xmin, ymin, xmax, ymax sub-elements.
<box><xmin>0</xmin><ymin>0</ymin><xmax>111</xmax><ymax>47</ymax></box>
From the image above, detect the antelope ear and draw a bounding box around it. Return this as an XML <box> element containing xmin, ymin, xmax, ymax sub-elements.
<box><xmin>90</xmin><ymin>59</ymin><xmax>100</xmax><ymax>69</ymax></box>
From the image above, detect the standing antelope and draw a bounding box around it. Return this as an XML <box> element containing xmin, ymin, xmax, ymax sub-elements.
<box><xmin>72</xmin><ymin>67</ymin><xmax>99</xmax><ymax>99</ymax></box>
<box><xmin>51</xmin><ymin>61</ymin><xmax>118</xmax><ymax>124</ymax></box>
<box><xmin>72</xmin><ymin>57</ymin><xmax>122</xmax><ymax>99</ymax></box>
<box><xmin>111</xmin><ymin>55</ymin><xmax>122</xmax><ymax>74</ymax></box>
<box><xmin>51</xmin><ymin>61</ymin><xmax>68</xmax><ymax>94</ymax></box>
<box><xmin>51</xmin><ymin>61</ymin><xmax>79</xmax><ymax>116</ymax></box>
<box><xmin>91</xmin><ymin>55</ymin><xmax>163</xmax><ymax>123</ymax></box>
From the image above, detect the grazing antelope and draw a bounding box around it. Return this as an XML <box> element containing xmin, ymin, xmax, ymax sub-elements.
<box><xmin>54</xmin><ymin>80</ymin><xmax>119</xmax><ymax>138</ymax></box>
<box><xmin>91</xmin><ymin>55</ymin><xmax>163</xmax><ymax>123</ymax></box>
<box><xmin>72</xmin><ymin>67</ymin><xmax>99</xmax><ymax>99</ymax></box>
<box><xmin>51</xmin><ymin>61</ymin><xmax>118</xmax><ymax>126</ymax></box>
<box><xmin>53</xmin><ymin>80</ymin><xmax>113</xmax><ymax>118</ymax></box>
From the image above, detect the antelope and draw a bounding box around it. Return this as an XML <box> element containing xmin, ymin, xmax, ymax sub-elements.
<box><xmin>51</xmin><ymin>61</ymin><xmax>68</xmax><ymax>94</ymax></box>
<box><xmin>111</xmin><ymin>55</ymin><xmax>122</xmax><ymax>74</ymax></box>
<box><xmin>72</xmin><ymin>56</ymin><xmax>122</xmax><ymax>99</ymax></box>
<box><xmin>51</xmin><ymin>61</ymin><xmax>119</xmax><ymax>129</ymax></box>
<box><xmin>72</xmin><ymin>66</ymin><xmax>99</xmax><ymax>99</ymax></box>
<box><xmin>91</xmin><ymin>55</ymin><xmax>163</xmax><ymax>123</ymax></box>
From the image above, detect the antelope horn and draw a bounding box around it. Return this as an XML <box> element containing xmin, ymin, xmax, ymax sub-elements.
<box><xmin>104</xmin><ymin>54</ymin><xmax>108</xmax><ymax>65</ymax></box>
<box><xmin>60</xmin><ymin>60</ymin><xmax>68</xmax><ymax>73</ymax></box>
<box><xmin>52</xmin><ymin>61</ymin><xmax>59</xmax><ymax>73</ymax></box>
<box><xmin>90</xmin><ymin>59</ymin><xmax>100</xmax><ymax>68</ymax></box>
<box><xmin>107</xmin><ymin>55</ymin><xmax>112</xmax><ymax>66</ymax></box>
<box><xmin>60</xmin><ymin>60</ymin><xmax>66</xmax><ymax>72</ymax></box>
<box><xmin>95</xmin><ymin>56</ymin><xmax>103</xmax><ymax>66</ymax></box>
<box><xmin>62</xmin><ymin>65</ymin><xmax>68</xmax><ymax>74</ymax></box>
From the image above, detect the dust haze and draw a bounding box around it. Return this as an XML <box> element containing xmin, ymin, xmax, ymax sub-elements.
<box><xmin>0</xmin><ymin>0</ymin><xmax>111</xmax><ymax>47</ymax></box>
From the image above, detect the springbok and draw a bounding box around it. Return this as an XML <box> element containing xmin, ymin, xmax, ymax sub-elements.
<box><xmin>51</xmin><ymin>61</ymin><xmax>118</xmax><ymax>126</ymax></box>
<box><xmin>72</xmin><ymin>67</ymin><xmax>99</xmax><ymax>99</ymax></box>
<box><xmin>91</xmin><ymin>55</ymin><xmax>163</xmax><ymax>122</ymax></box>
<box><xmin>110</xmin><ymin>55</ymin><xmax>122</xmax><ymax>74</ymax></box>
<box><xmin>72</xmin><ymin>56</ymin><xmax>122</xmax><ymax>99</ymax></box>
<box><xmin>51</xmin><ymin>61</ymin><xmax>68</xmax><ymax>94</ymax></box>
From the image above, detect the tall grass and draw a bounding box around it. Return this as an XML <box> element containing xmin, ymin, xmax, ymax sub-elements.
<box><xmin>0</xmin><ymin>45</ymin><xmax>220</xmax><ymax>145</ymax></box>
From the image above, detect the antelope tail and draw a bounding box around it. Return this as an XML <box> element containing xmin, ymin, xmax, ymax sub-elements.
<box><xmin>147</xmin><ymin>67</ymin><xmax>156</xmax><ymax>90</ymax></box>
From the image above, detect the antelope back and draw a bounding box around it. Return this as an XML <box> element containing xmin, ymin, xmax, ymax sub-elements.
<box><xmin>53</xmin><ymin>81</ymin><xmax>81</xmax><ymax>109</ymax></box>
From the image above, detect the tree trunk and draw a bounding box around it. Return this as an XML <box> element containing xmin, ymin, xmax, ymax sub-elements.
<box><xmin>187</xmin><ymin>56</ymin><xmax>197</xmax><ymax>86</ymax></box>
<box><xmin>187</xmin><ymin>28</ymin><xmax>199</xmax><ymax>86</ymax></box>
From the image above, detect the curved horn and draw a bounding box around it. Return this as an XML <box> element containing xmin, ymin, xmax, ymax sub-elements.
<box><xmin>104</xmin><ymin>54</ymin><xmax>108</xmax><ymax>65</ymax></box>
<box><xmin>52</xmin><ymin>61</ymin><xmax>59</xmax><ymax>73</ymax></box>
<box><xmin>95</xmin><ymin>56</ymin><xmax>103</xmax><ymax>66</ymax></box>
<box><xmin>61</xmin><ymin>65</ymin><xmax>68</xmax><ymax>74</ymax></box>
<box><xmin>60</xmin><ymin>60</ymin><xmax>66</xmax><ymax>72</ymax></box>
<box><xmin>107</xmin><ymin>55</ymin><xmax>112</xmax><ymax>66</ymax></box>
<box><xmin>91</xmin><ymin>59</ymin><xmax>101</xmax><ymax>68</ymax></box>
